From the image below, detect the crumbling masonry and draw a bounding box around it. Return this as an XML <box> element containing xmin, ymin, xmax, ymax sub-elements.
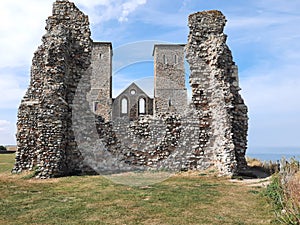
<box><xmin>186</xmin><ymin>11</ymin><xmax>248</xmax><ymax>173</ymax></box>
<box><xmin>12</xmin><ymin>0</ymin><xmax>93</xmax><ymax>177</ymax></box>
<box><xmin>13</xmin><ymin>0</ymin><xmax>248</xmax><ymax>178</ymax></box>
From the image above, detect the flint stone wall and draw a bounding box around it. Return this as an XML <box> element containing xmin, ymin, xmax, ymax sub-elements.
<box><xmin>93</xmin><ymin>109</ymin><xmax>215</xmax><ymax>173</ymax></box>
<box><xmin>186</xmin><ymin>10</ymin><xmax>248</xmax><ymax>174</ymax></box>
<box><xmin>12</xmin><ymin>0</ymin><xmax>93</xmax><ymax>178</ymax></box>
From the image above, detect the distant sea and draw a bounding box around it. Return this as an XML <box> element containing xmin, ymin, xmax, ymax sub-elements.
<box><xmin>246</xmin><ymin>146</ymin><xmax>300</xmax><ymax>162</ymax></box>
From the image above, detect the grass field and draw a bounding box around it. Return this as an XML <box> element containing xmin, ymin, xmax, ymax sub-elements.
<box><xmin>0</xmin><ymin>154</ymin><xmax>276</xmax><ymax>225</ymax></box>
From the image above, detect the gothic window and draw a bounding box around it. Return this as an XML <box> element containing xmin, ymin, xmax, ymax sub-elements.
<box><xmin>121</xmin><ymin>98</ymin><xmax>128</xmax><ymax>114</ymax></box>
<box><xmin>139</xmin><ymin>98</ymin><xmax>146</xmax><ymax>114</ymax></box>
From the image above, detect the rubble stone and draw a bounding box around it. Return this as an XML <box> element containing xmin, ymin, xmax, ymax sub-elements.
<box><xmin>12</xmin><ymin>0</ymin><xmax>92</xmax><ymax>178</ymax></box>
<box><xmin>186</xmin><ymin>10</ymin><xmax>248</xmax><ymax>174</ymax></box>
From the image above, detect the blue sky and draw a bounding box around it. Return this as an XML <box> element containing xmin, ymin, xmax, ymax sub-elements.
<box><xmin>0</xmin><ymin>0</ymin><xmax>299</xmax><ymax>155</ymax></box>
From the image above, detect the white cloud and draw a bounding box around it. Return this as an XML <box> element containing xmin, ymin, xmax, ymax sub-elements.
<box><xmin>0</xmin><ymin>72</ymin><xmax>27</xmax><ymax>109</ymax></box>
<box><xmin>0</xmin><ymin>0</ymin><xmax>53</xmax><ymax>67</ymax></box>
<box><xmin>0</xmin><ymin>1</ymin><xmax>51</xmax><ymax>110</ymax></box>
<box><xmin>75</xmin><ymin>0</ymin><xmax>111</xmax><ymax>7</ymax></box>
<box><xmin>118</xmin><ymin>0</ymin><xmax>147</xmax><ymax>22</ymax></box>
<box><xmin>240</xmin><ymin>63</ymin><xmax>300</xmax><ymax>147</ymax></box>
<box><xmin>233</xmin><ymin>6</ymin><xmax>300</xmax><ymax>116</ymax></box>
<box><xmin>0</xmin><ymin>119</ymin><xmax>10</xmax><ymax>132</ymax></box>
<box><xmin>0</xmin><ymin>0</ymin><xmax>148</xmax><ymax>68</ymax></box>
<box><xmin>75</xmin><ymin>0</ymin><xmax>147</xmax><ymax>24</ymax></box>
<box><xmin>241</xmin><ymin>65</ymin><xmax>300</xmax><ymax>114</ymax></box>
<box><xmin>0</xmin><ymin>119</ymin><xmax>16</xmax><ymax>145</ymax></box>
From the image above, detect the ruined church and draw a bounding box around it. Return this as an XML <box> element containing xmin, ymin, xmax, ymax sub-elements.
<box><xmin>13</xmin><ymin>0</ymin><xmax>248</xmax><ymax>178</ymax></box>
<box><xmin>88</xmin><ymin>43</ymin><xmax>187</xmax><ymax>121</ymax></box>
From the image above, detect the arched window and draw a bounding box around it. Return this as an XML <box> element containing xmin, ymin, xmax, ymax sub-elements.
<box><xmin>163</xmin><ymin>55</ymin><xmax>167</xmax><ymax>64</ymax></box>
<box><xmin>121</xmin><ymin>98</ymin><xmax>128</xmax><ymax>114</ymax></box>
<box><xmin>139</xmin><ymin>98</ymin><xmax>145</xmax><ymax>114</ymax></box>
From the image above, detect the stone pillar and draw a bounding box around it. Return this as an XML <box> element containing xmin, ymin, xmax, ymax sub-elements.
<box><xmin>186</xmin><ymin>10</ymin><xmax>248</xmax><ymax>175</ymax></box>
<box><xmin>12</xmin><ymin>0</ymin><xmax>92</xmax><ymax>178</ymax></box>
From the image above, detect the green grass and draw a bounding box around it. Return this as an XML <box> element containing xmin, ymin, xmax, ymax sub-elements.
<box><xmin>0</xmin><ymin>154</ymin><xmax>276</xmax><ymax>225</ymax></box>
<box><xmin>0</xmin><ymin>153</ymin><xmax>15</xmax><ymax>173</ymax></box>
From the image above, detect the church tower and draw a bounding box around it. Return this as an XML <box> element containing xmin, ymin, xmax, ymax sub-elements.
<box><xmin>88</xmin><ymin>42</ymin><xmax>112</xmax><ymax>121</ymax></box>
<box><xmin>153</xmin><ymin>44</ymin><xmax>187</xmax><ymax>115</ymax></box>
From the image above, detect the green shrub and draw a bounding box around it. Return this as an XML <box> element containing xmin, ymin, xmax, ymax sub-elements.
<box><xmin>264</xmin><ymin>158</ymin><xmax>300</xmax><ymax>224</ymax></box>
<box><xmin>0</xmin><ymin>145</ymin><xmax>7</xmax><ymax>151</ymax></box>
<box><xmin>264</xmin><ymin>174</ymin><xmax>284</xmax><ymax>210</ymax></box>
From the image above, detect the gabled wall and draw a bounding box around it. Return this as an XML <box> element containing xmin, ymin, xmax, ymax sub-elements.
<box><xmin>112</xmin><ymin>83</ymin><xmax>153</xmax><ymax>121</ymax></box>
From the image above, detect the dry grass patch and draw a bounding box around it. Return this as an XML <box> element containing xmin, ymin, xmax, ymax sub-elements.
<box><xmin>288</xmin><ymin>172</ymin><xmax>300</xmax><ymax>206</ymax></box>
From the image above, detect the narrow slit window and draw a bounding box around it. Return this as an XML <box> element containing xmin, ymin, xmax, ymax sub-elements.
<box><xmin>121</xmin><ymin>98</ymin><xmax>128</xmax><ymax>114</ymax></box>
<box><xmin>163</xmin><ymin>55</ymin><xmax>167</xmax><ymax>64</ymax></box>
<box><xmin>139</xmin><ymin>98</ymin><xmax>145</xmax><ymax>114</ymax></box>
<box><xmin>94</xmin><ymin>101</ymin><xmax>99</xmax><ymax>112</ymax></box>
<box><xmin>174</xmin><ymin>54</ymin><xmax>178</xmax><ymax>64</ymax></box>
<box><xmin>168</xmin><ymin>98</ymin><xmax>172</xmax><ymax>107</ymax></box>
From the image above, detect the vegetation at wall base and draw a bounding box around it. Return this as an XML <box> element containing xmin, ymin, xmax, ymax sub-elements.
<box><xmin>263</xmin><ymin>158</ymin><xmax>300</xmax><ymax>224</ymax></box>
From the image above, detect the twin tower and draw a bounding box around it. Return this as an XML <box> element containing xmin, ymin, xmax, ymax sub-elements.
<box><xmin>88</xmin><ymin>42</ymin><xmax>188</xmax><ymax>121</ymax></box>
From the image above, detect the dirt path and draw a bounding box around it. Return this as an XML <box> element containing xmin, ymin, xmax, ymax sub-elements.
<box><xmin>231</xmin><ymin>167</ymin><xmax>272</xmax><ymax>187</ymax></box>
<box><xmin>230</xmin><ymin>176</ymin><xmax>271</xmax><ymax>187</ymax></box>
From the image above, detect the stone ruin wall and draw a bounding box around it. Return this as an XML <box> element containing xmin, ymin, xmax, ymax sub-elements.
<box><xmin>13</xmin><ymin>0</ymin><xmax>93</xmax><ymax>178</ymax></box>
<box><xmin>186</xmin><ymin>10</ymin><xmax>248</xmax><ymax>174</ymax></box>
<box><xmin>12</xmin><ymin>0</ymin><xmax>248</xmax><ymax>178</ymax></box>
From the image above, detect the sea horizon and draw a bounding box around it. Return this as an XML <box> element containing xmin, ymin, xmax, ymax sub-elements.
<box><xmin>246</xmin><ymin>146</ymin><xmax>300</xmax><ymax>162</ymax></box>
